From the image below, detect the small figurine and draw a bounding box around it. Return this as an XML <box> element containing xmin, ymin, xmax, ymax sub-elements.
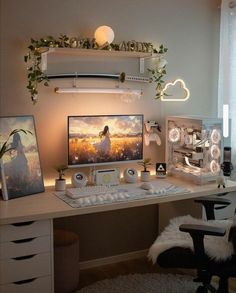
<box><xmin>216</xmin><ymin>170</ymin><xmax>226</xmax><ymax>188</ymax></box>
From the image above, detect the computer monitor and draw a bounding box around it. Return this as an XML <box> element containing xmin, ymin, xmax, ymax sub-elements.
<box><xmin>68</xmin><ymin>114</ymin><xmax>143</xmax><ymax>167</ymax></box>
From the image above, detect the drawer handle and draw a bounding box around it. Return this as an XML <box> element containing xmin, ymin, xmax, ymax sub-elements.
<box><xmin>12</xmin><ymin>221</ymin><xmax>35</xmax><ymax>227</ymax></box>
<box><xmin>13</xmin><ymin>254</ymin><xmax>36</xmax><ymax>260</ymax></box>
<box><xmin>12</xmin><ymin>237</ymin><xmax>36</xmax><ymax>244</ymax></box>
<box><xmin>13</xmin><ymin>278</ymin><xmax>36</xmax><ymax>285</ymax></box>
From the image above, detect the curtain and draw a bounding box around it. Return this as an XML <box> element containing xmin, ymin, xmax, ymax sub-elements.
<box><xmin>218</xmin><ymin>0</ymin><xmax>236</xmax><ymax>165</ymax></box>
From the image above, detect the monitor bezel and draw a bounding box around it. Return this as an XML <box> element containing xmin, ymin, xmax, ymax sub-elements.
<box><xmin>67</xmin><ymin>114</ymin><xmax>144</xmax><ymax>168</ymax></box>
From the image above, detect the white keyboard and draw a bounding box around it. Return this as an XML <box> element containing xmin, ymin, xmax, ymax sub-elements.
<box><xmin>58</xmin><ymin>182</ymin><xmax>190</xmax><ymax>208</ymax></box>
<box><xmin>66</xmin><ymin>185</ymin><xmax>117</xmax><ymax>199</ymax></box>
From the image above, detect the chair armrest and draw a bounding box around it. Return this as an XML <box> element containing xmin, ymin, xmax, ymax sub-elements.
<box><xmin>179</xmin><ymin>224</ymin><xmax>226</xmax><ymax>265</ymax></box>
<box><xmin>179</xmin><ymin>224</ymin><xmax>226</xmax><ymax>237</ymax></box>
<box><xmin>194</xmin><ymin>197</ymin><xmax>231</xmax><ymax>220</ymax></box>
<box><xmin>195</xmin><ymin>197</ymin><xmax>231</xmax><ymax>206</ymax></box>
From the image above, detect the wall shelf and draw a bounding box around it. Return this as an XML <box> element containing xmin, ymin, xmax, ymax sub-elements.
<box><xmin>40</xmin><ymin>47</ymin><xmax>158</xmax><ymax>73</ymax></box>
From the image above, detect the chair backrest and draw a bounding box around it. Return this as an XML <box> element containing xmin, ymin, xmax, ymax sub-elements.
<box><xmin>228</xmin><ymin>217</ymin><xmax>236</xmax><ymax>252</ymax></box>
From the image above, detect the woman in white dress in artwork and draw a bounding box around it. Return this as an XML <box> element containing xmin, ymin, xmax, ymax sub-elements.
<box><xmin>4</xmin><ymin>132</ymin><xmax>30</xmax><ymax>194</ymax></box>
<box><xmin>95</xmin><ymin>125</ymin><xmax>111</xmax><ymax>156</ymax></box>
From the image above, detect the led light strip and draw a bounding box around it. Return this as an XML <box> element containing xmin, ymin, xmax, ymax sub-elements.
<box><xmin>223</xmin><ymin>104</ymin><xmax>229</xmax><ymax>138</ymax></box>
<box><xmin>54</xmin><ymin>87</ymin><xmax>143</xmax><ymax>96</ymax></box>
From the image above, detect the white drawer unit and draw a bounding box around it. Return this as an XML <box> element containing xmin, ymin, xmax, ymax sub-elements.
<box><xmin>0</xmin><ymin>275</ymin><xmax>52</xmax><ymax>293</ymax></box>
<box><xmin>0</xmin><ymin>235</ymin><xmax>51</xmax><ymax>260</ymax></box>
<box><xmin>0</xmin><ymin>219</ymin><xmax>51</xmax><ymax>242</ymax></box>
<box><xmin>0</xmin><ymin>252</ymin><xmax>51</xmax><ymax>284</ymax></box>
<box><xmin>0</xmin><ymin>219</ymin><xmax>54</xmax><ymax>293</ymax></box>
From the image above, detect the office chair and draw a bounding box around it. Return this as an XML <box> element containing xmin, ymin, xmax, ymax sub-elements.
<box><xmin>149</xmin><ymin>197</ymin><xmax>236</xmax><ymax>293</ymax></box>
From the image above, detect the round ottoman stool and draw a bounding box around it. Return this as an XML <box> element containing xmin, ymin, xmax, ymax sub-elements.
<box><xmin>54</xmin><ymin>229</ymin><xmax>79</xmax><ymax>293</ymax></box>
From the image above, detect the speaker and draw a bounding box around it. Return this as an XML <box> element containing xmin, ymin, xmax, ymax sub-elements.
<box><xmin>123</xmin><ymin>168</ymin><xmax>138</xmax><ymax>183</ymax></box>
<box><xmin>222</xmin><ymin>147</ymin><xmax>233</xmax><ymax>177</ymax></box>
<box><xmin>71</xmin><ymin>172</ymin><xmax>88</xmax><ymax>187</ymax></box>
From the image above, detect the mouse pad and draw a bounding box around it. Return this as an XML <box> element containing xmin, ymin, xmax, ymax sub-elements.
<box><xmin>54</xmin><ymin>179</ymin><xmax>190</xmax><ymax>208</ymax></box>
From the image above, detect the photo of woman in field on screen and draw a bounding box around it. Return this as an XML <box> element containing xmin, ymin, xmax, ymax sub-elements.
<box><xmin>94</xmin><ymin>125</ymin><xmax>111</xmax><ymax>156</ymax></box>
<box><xmin>68</xmin><ymin>115</ymin><xmax>143</xmax><ymax>166</ymax></box>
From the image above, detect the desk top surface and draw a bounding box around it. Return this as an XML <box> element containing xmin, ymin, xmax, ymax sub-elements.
<box><xmin>1</xmin><ymin>177</ymin><xmax>236</xmax><ymax>225</ymax></box>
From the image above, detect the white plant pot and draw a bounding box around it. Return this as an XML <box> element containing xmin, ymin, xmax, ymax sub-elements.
<box><xmin>55</xmin><ymin>179</ymin><xmax>66</xmax><ymax>191</ymax></box>
<box><xmin>141</xmin><ymin>171</ymin><xmax>150</xmax><ymax>182</ymax></box>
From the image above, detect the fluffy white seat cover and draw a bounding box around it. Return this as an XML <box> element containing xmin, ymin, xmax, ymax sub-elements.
<box><xmin>148</xmin><ymin>215</ymin><xmax>235</xmax><ymax>264</ymax></box>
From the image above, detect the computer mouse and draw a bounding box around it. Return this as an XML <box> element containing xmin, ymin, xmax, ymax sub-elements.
<box><xmin>140</xmin><ymin>182</ymin><xmax>154</xmax><ymax>190</ymax></box>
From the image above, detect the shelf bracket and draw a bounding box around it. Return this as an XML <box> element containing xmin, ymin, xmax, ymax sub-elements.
<box><xmin>139</xmin><ymin>58</ymin><xmax>145</xmax><ymax>74</ymax></box>
<box><xmin>41</xmin><ymin>52</ymin><xmax>48</xmax><ymax>72</ymax></box>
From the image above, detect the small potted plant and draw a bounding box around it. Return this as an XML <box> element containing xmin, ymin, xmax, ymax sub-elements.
<box><xmin>138</xmin><ymin>158</ymin><xmax>152</xmax><ymax>182</ymax></box>
<box><xmin>55</xmin><ymin>165</ymin><xmax>68</xmax><ymax>191</ymax></box>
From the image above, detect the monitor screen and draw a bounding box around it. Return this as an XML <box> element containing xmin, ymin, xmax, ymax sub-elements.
<box><xmin>68</xmin><ymin>114</ymin><xmax>143</xmax><ymax>167</ymax></box>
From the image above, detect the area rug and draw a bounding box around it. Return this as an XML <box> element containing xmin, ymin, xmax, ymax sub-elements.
<box><xmin>78</xmin><ymin>273</ymin><xmax>201</xmax><ymax>293</ymax></box>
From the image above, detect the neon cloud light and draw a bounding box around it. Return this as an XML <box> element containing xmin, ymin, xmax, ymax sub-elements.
<box><xmin>161</xmin><ymin>78</ymin><xmax>190</xmax><ymax>102</ymax></box>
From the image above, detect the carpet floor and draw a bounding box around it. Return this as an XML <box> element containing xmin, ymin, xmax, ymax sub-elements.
<box><xmin>78</xmin><ymin>273</ymin><xmax>201</xmax><ymax>293</ymax></box>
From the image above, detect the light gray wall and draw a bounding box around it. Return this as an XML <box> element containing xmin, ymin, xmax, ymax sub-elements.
<box><xmin>0</xmin><ymin>0</ymin><xmax>221</xmax><ymax>260</ymax></box>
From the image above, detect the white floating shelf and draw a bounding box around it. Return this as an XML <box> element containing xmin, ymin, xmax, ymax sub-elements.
<box><xmin>40</xmin><ymin>47</ymin><xmax>156</xmax><ymax>58</ymax></box>
<box><xmin>40</xmin><ymin>47</ymin><xmax>158</xmax><ymax>73</ymax></box>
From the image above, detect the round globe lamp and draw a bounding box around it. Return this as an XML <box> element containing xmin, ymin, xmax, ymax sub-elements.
<box><xmin>94</xmin><ymin>25</ymin><xmax>114</xmax><ymax>46</ymax></box>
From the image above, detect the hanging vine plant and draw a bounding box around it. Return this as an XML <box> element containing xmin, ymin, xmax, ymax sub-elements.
<box><xmin>24</xmin><ymin>34</ymin><xmax>168</xmax><ymax>104</ymax></box>
<box><xmin>148</xmin><ymin>44</ymin><xmax>168</xmax><ymax>99</ymax></box>
<box><xmin>24</xmin><ymin>36</ymin><xmax>64</xmax><ymax>104</ymax></box>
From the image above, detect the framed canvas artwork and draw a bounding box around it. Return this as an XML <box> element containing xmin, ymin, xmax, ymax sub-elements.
<box><xmin>0</xmin><ymin>116</ymin><xmax>44</xmax><ymax>200</ymax></box>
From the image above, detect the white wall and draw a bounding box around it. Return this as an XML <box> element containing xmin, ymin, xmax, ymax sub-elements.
<box><xmin>0</xmin><ymin>0</ymin><xmax>221</xmax><ymax>260</ymax></box>
<box><xmin>0</xmin><ymin>0</ymin><xmax>221</xmax><ymax>182</ymax></box>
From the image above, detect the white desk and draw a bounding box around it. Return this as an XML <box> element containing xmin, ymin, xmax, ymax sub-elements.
<box><xmin>1</xmin><ymin>177</ymin><xmax>236</xmax><ymax>225</ymax></box>
<box><xmin>1</xmin><ymin>177</ymin><xmax>236</xmax><ymax>293</ymax></box>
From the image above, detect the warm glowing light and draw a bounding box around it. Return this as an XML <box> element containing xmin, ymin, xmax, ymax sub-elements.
<box><xmin>94</xmin><ymin>25</ymin><xmax>114</xmax><ymax>46</ymax></box>
<box><xmin>55</xmin><ymin>87</ymin><xmax>142</xmax><ymax>96</ymax></box>
<box><xmin>223</xmin><ymin>104</ymin><xmax>229</xmax><ymax>138</ymax></box>
<box><xmin>210</xmin><ymin>145</ymin><xmax>221</xmax><ymax>159</ymax></box>
<box><xmin>210</xmin><ymin>160</ymin><xmax>220</xmax><ymax>173</ymax></box>
<box><xmin>44</xmin><ymin>179</ymin><xmax>57</xmax><ymax>187</ymax></box>
<box><xmin>150</xmin><ymin>170</ymin><xmax>156</xmax><ymax>176</ymax></box>
<box><xmin>161</xmin><ymin>79</ymin><xmax>190</xmax><ymax>101</ymax></box>
<box><xmin>168</xmin><ymin>128</ymin><xmax>181</xmax><ymax>142</ymax></box>
<box><xmin>210</xmin><ymin>129</ymin><xmax>221</xmax><ymax>144</ymax></box>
